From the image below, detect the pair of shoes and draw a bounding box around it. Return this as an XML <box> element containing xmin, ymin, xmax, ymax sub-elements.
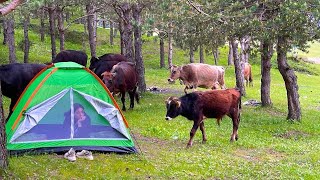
<box><xmin>64</xmin><ymin>148</ymin><xmax>76</xmax><ymax>162</ymax></box>
<box><xmin>76</xmin><ymin>150</ymin><xmax>94</xmax><ymax>160</ymax></box>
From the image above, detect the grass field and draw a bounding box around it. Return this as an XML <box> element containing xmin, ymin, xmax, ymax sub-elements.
<box><xmin>1</xmin><ymin>21</ymin><xmax>320</xmax><ymax>179</ymax></box>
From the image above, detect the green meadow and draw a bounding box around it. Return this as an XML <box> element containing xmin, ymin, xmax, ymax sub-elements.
<box><xmin>1</xmin><ymin>22</ymin><xmax>320</xmax><ymax>179</ymax></box>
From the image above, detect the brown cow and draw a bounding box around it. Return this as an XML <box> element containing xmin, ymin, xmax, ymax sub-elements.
<box><xmin>165</xmin><ymin>88</ymin><xmax>241</xmax><ymax>147</ymax></box>
<box><xmin>101</xmin><ymin>62</ymin><xmax>139</xmax><ymax>111</ymax></box>
<box><xmin>168</xmin><ymin>63</ymin><xmax>226</xmax><ymax>94</ymax></box>
<box><xmin>242</xmin><ymin>62</ymin><xmax>253</xmax><ymax>87</ymax></box>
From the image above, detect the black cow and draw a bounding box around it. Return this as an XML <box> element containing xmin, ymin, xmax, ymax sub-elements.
<box><xmin>52</xmin><ymin>50</ymin><xmax>88</xmax><ymax>67</ymax></box>
<box><xmin>0</xmin><ymin>63</ymin><xmax>46</xmax><ymax>121</ymax></box>
<box><xmin>165</xmin><ymin>89</ymin><xmax>241</xmax><ymax>147</ymax></box>
<box><xmin>89</xmin><ymin>53</ymin><xmax>127</xmax><ymax>79</ymax></box>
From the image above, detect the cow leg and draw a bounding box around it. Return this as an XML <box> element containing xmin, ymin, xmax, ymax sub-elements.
<box><xmin>7</xmin><ymin>97</ymin><xmax>18</xmax><ymax>122</ymax></box>
<box><xmin>121</xmin><ymin>92</ymin><xmax>126</xmax><ymax>111</ymax></box>
<box><xmin>187</xmin><ymin>121</ymin><xmax>199</xmax><ymax>148</ymax></box>
<box><xmin>199</xmin><ymin>121</ymin><xmax>207</xmax><ymax>143</ymax></box>
<box><xmin>135</xmin><ymin>91</ymin><xmax>140</xmax><ymax>104</ymax></box>
<box><xmin>133</xmin><ymin>86</ymin><xmax>139</xmax><ymax>104</ymax></box>
<box><xmin>229</xmin><ymin>111</ymin><xmax>240</xmax><ymax>142</ymax></box>
<box><xmin>128</xmin><ymin>91</ymin><xmax>135</xmax><ymax>109</ymax></box>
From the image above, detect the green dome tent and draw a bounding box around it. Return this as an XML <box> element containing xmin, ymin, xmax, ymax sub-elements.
<box><xmin>6</xmin><ymin>62</ymin><xmax>137</xmax><ymax>154</ymax></box>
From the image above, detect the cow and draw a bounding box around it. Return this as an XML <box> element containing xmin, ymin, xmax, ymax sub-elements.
<box><xmin>242</xmin><ymin>62</ymin><xmax>253</xmax><ymax>87</ymax></box>
<box><xmin>168</xmin><ymin>63</ymin><xmax>226</xmax><ymax>94</ymax></box>
<box><xmin>89</xmin><ymin>53</ymin><xmax>127</xmax><ymax>79</ymax></box>
<box><xmin>0</xmin><ymin>63</ymin><xmax>47</xmax><ymax>121</ymax></box>
<box><xmin>52</xmin><ymin>50</ymin><xmax>88</xmax><ymax>67</ymax></box>
<box><xmin>165</xmin><ymin>88</ymin><xmax>241</xmax><ymax>147</ymax></box>
<box><xmin>101</xmin><ymin>61</ymin><xmax>139</xmax><ymax>111</ymax></box>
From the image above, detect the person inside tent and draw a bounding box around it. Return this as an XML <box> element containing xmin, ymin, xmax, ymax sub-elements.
<box><xmin>63</xmin><ymin>103</ymin><xmax>91</xmax><ymax>138</ymax></box>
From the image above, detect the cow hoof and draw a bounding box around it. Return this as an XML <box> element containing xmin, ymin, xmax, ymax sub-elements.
<box><xmin>202</xmin><ymin>140</ymin><xmax>207</xmax><ymax>144</ymax></box>
<box><xmin>186</xmin><ymin>144</ymin><xmax>192</xmax><ymax>148</ymax></box>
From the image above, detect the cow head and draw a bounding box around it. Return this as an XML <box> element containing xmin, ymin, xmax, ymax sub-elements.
<box><xmin>89</xmin><ymin>56</ymin><xmax>99</xmax><ymax>70</ymax></box>
<box><xmin>101</xmin><ymin>71</ymin><xmax>116</xmax><ymax>92</ymax></box>
<box><xmin>168</xmin><ymin>65</ymin><xmax>181</xmax><ymax>84</ymax></box>
<box><xmin>165</xmin><ymin>96</ymin><xmax>181</xmax><ymax>120</ymax></box>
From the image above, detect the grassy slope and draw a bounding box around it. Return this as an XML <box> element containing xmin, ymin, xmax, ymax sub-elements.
<box><xmin>1</xmin><ymin>22</ymin><xmax>320</xmax><ymax>179</ymax></box>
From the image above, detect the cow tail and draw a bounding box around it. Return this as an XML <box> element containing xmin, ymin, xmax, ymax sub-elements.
<box><xmin>135</xmin><ymin>84</ymin><xmax>140</xmax><ymax>104</ymax></box>
<box><xmin>235</xmin><ymin>88</ymin><xmax>241</xmax><ymax>124</ymax></box>
<box><xmin>249</xmin><ymin>68</ymin><xmax>253</xmax><ymax>83</ymax></box>
<box><xmin>238</xmin><ymin>95</ymin><xmax>241</xmax><ymax>124</ymax></box>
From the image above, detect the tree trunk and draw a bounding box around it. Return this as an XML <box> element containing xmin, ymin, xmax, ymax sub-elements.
<box><xmin>199</xmin><ymin>44</ymin><xmax>204</xmax><ymax>63</ymax></box>
<box><xmin>240</xmin><ymin>37</ymin><xmax>245</xmax><ymax>62</ymax></box>
<box><xmin>276</xmin><ymin>36</ymin><xmax>301</xmax><ymax>121</ymax></box>
<box><xmin>114</xmin><ymin>27</ymin><xmax>118</xmax><ymax>37</ymax></box>
<box><xmin>189</xmin><ymin>43</ymin><xmax>194</xmax><ymax>63</ymax></box>
<box><xmin>213</xmin><ymin>47</ymin><xmax>219</xmax><ymax>65</ymax></box>
<box><xmin>231</xmin><ymin>37</ymin><xmax>245</xmax><ymax>96</ymax></box>
<box><xmin>120</xmin><ymin>2</ymin><xmax>134</xmax><ymax>62</ymax></box>
<box><xmin>56</xmin><ymin>6</ymin><xmax>65</xmax><ymax>51</ymax></box>
<box><xmin>93</xmin><ymin>11</ymin><xmax>97</xmax><ymax>43</ymax></box>
<box><xmin>260</xmin><ymin>40</ymin><xmax>273</xmax><ymax>106</ymax></box>
<box><xmin>2</xmin><ymin>17</ymin><xmax>7</xmax><ymax>45</ymax></box>
<box><xmin>133</xmin><ymin>3</ymin><xmax>146</xmax><ymax>92</ymax></box>
<box><xmin>23</xmin><ymin>14</ymin><xmax>30</xmax><ymax>63</ymax></box>
<box><xmin>7</xmin><ymin>14</ymin><xmax>16</xmax><ymax>63</ymax></box>
<box><xmin>241</xmin><ymin>35</ymin><xmax>251</xmax><ymax>63</ymax></box>
<box><xmin>245</xmin><ymin>36</ymin><xmax>250</xmax><ymax>62</ymax></box>
<box><xmin>109</xmin><ymin>20</ymin><xmax>114</xmax><ymax>45</ymax></box>
<box><xmin>167</xmin><ymin>21</ymin><xmax>173</xmax><ymax>68</ymax></box>
<box><xmin>0</xmin><ymin>84</ymin><xmax>8</xmax><ymax>169</ymax></box>
<box><xmin>82</xmin><ymin>18</ymin><xmax>87</xmax><ymax>52</ymax></box>
<box><xmin>102</xmin><ymin>19</ymin><xmax>106</xmax><ymax>28</ymax></box>
<box><xmin>228</xmin><ymin>40</ymin><xmax>234</xmax><ymax>66</ymax></box>
<box><xmin>40</xmin><ymin>7</ymin><xmax>45</xmax><ymax>42</ymax></box>
<box><xmin>86</xmin><ymin>1</ymin><xmax>96</xmax><ymax>58</ymax></box>
<box><xmin>48</xmin><ymin>5</ymin><xmax>56</xmax><ymax>60</ymax></box>
<box><xmin>65</xmin><ymin>11</ymin><xmax>70</xmax><ymax>22</ymax></box>
<box><xmin>159</xmin><ymin>34</ymin><xmax>165</xmax><ymax>68</ymax></box>
<box><xmin>119</xmin><ymin>19</ymin><xmax>125</xmax><ymax>55</ymax></box>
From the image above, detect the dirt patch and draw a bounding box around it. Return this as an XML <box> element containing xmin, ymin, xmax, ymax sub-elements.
<box><xmin>131</xmin><ymin>133</ymin><xmax>186</xmax><ymax>154</ymax></box>
<box><xmin>273</xmin><ymin>130</ymin><xmax>309</xmax><ymax>140</ymax></box>
<box><xmin>235</xmin><ymin>148</ymin><xmax>285</xmax><ymax>162</ymax></box>
<box><xmin>147</xmin><ymin>86</ymin><xmax>183</xmax><ymax>95</ymax></box>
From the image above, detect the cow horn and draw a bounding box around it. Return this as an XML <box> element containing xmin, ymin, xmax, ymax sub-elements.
<box><xmin>176</xmin><ymin>100</ymin><xmax>181</xmax><ymax>108</ymax></box>
<box><xmin>101</xmin><ymin>72</ymin><xmax>107</xmax><ymax>76</ymax></box>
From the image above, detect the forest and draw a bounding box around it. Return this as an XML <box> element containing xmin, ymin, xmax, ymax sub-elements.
<box><xmin>1</xmin><ymin>0</ymin><xmax>320</xmax><ymax>179</ymax></box>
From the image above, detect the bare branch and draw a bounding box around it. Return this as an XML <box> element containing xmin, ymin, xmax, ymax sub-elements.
<box><xmin>186</xmin><ymin>0</ymin><xmax>210</xmax><ymax>17</ymax></box>
<box><xmin>0</xmin><ymin>0</ymin><xmax>24</xmax><ymax>15</ymax></box>
<box><xmin>64</xmin><ymin>14</ymin><xmax>95</xmax><ymax>30</ymax></box>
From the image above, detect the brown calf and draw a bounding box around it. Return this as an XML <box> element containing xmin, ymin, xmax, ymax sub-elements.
<box><xmin>165</xmin><ymin>88</ymin><xmax>241</xmax><ymax>147</ymax></box>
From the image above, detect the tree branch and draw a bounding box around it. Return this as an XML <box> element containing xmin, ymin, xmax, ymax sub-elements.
<box><xmin>0</xmin><ymin>0</ymin><xmax>24</xmax><ymax>16</ymax></box>
<box><xmin>186</xmin><ymin>0</ymin><xmax>210</xmax><ymax>17</ymax></box>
